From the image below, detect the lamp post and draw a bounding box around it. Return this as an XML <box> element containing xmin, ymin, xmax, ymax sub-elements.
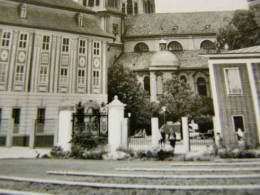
<box><xmin>161</xmin><ymin>106</ymin><xmax>167</xmax><ymax>125</ymax></box>
<box><xmin>128</xmin><ymin>112</ymin><xmax>131</xmax><ymax>136</ymax></box>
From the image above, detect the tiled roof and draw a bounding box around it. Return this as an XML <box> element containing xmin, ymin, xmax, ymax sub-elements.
<box><xmin>124</xmin><ymin>11</ymin><xmax>234</xmax><ymax>37</ymax></box>
<box><xmin>0</xmin><ymin>2</ymin><xmax>111</xmax><ymax>38</ymax></box>
<box><xmin>226</xmin><ymin>45</ymin><xmax>260</xmax><ymax>53</ymax></box>
<box><xmin>8</xmin><ymin>0</ymin><xmax>94</xmax><ymax>13</ymax></box>
<box><xmin>116</xmin><ymin>51</ymin><xmax>208</xmax><ymax>71</ymax></box>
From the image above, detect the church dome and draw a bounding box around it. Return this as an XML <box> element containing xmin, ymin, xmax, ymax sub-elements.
<box><xmin>151</xmin><ymin>51</ymin><xmax>179</xmax><ymax>67</ymax></box>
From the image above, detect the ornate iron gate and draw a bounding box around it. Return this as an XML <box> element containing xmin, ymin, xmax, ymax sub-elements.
<box><xmin>72</xmin><ymin>113</ymin><xmax>108</xmax><ymax>137</ymax></box>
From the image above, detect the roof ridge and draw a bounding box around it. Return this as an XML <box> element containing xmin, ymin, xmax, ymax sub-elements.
<box><xmin>7</xmin><ymin>0</ymin><xmax>95</xmax><ymax>14</ymax></box>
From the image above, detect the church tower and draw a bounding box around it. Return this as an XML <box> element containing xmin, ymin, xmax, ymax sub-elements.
<box><xmin>121</xmin><ymin>0</ymin><xmax>155</xmax><ymax>15</ymax></box>
<box><xmin>78</xmin><ymin>0</ymin><xmax>155</xmax><ymax>15</ymax></box>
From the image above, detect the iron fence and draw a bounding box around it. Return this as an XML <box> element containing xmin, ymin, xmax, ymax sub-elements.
<box><xmin>72</xmin><ymin>114</ymin><xmax>108</xmax><ymax>137</ymax></box>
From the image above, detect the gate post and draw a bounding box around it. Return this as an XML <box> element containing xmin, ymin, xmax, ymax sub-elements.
<box><xmin>182</xmin><ymin>117</ymin><xmax>190</xmax><ymax>153</ymax></box>
<box><xmin>152</xmin><ymin>117</ymin><xmax>160</xmax><ymax>148</ymax></box>
<box><xmin>57</xmin><ymin>107</ymin><xmax>74</xmax><ymax>152</ymax></box>
<box><xmin>108</xmin><ymin>96</ymin><xmax>126</xmax><ymax>152</ymax></box>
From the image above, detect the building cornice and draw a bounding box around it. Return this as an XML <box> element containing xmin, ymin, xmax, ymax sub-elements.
<box><xmin>0</xmin><ymin>22</ymin><xmax>114</xmax><ymax>40</ymax></box>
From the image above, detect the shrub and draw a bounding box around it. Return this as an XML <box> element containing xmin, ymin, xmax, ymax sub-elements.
<box><xmin>50</xmin><ymin>146</ymin><xmax>70</xmax><ymax>159</ymax></box>
<box><xmin>134</xmin><ymin>149</ymin><xmax>174</xmax><ymax>160</ymax></box>
<box><xmin>218</xmin><ymin>148</ymin><xmax>256</xmax><ymax>158</ymax></box>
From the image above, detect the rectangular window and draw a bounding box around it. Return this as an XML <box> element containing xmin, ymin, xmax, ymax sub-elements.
<box><xmin>37</xmin><ymin>108</ymin><xmax>45</xmax><ymax>124</ymax></box>
<box><xmin>93</xmin><ymin>70</ymin><xmax>100</xmax><ymax>87</ymax></box>
<box><xmin>12</xmin><ymin>108</ymin><xmax>20</xmax><ymax>133</ymax></box>
<box><xmin>78</xmin><ymin>69</ymin><xmax>85</xmax><ymax>85</ymax></box>
<box><xmin>122</xmin><ymin>3</ymin><xmax>125</xmax><ymax>13</ymax></box>
<box><xmin>233</xmin><ymin>115</ymin><xmax>245</xmax><ymax>132</ymax></box>
<box><xmin>42</xmin><ymin>35</ymin><xmax>50</xmax><ymax>51</ymax></box>
<box><xmin>62</xmin><ymin>38</ymin><xmax>69</xmax><ymax>53</ymax></box>
<box><xmin>79</xmin><ymin>40</ymin><xmax>86</xmax><ymax>54</ymax></box>
<box><xmin>36</xmin><ymin>108</ymin><xmax>45</xmax><ymax>133</ymax></box>
<box><xmin>12</xmin><ymin>108</ymin><xmax>20</xmax><ymax>124</ymax></box>
<box><xmin>1</xmin><ymin>31</ymin><xmax>11</xmax><ymax>47</ymax></box>
<box><xmin>0</xmin><ymin>63</ymin><xmax>7</xmax><ymax>83</ymax></box>
<box><xmin>112</xmin><ymin>24</ymin><xmax>119</xmax><ymax>36</ymax></box>
<box><xmin>224</xmin><ymin>67</ymin><xmax>243</xmax><ymax>95</ymax></box>
<box><xmin>96</xmin><ymin>0</ymin><xmax>100</xmax><ymax>6</ymax></box>
<box><xmin>60</xmin><ymin>67</ymin><xmax>68</xmax><ymax>84</ymax></box>
<box><xmin>15</xmin><ymin>64</ymin><xmax>25</xmax><ymax>82</ymax></box>
<box><xmin>39</xmin><ymin>65</ymin><xmax>48</xmax><ymax>84</ymax></box>
<box><xmin>19</xmin><ymin>33</ymin><xmax>28</xmax><ymax>49</ymax></box>
<box><xmin>93</xmin><ymin>41</ymin><xmax>100</xmax><ymax>56</ymax></box>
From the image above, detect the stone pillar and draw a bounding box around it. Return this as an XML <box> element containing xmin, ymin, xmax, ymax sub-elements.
<box><xmin>121</xmin><ymin>118</ymin><xmax>128</xmax><ymax>150</ymax></box>
<box><xmin>6</xmin><ymin>119</ymin><xmax>14</xmax><ymax>147</ymax></box>
<box><xmin>151</xmin><ymin>117</ymin><xmax>160</xmax><ymax>148</ymax></box>
<box><xmin>108</xmin><ymin>96</ymin><xmax>126</xmax><ymax>152</ymax></box>
<box><xmin>57</xmin><ymin>108</ymin><xmax>73</xmax><ymax>152</ymax></box>
<box><xmin>29</xmin><ymin>119</ymin><xmax>35</xmax><ymax>149</ymax></box>
<box><xmin>182</xmin><ymin>117</ymin><xmax>190</xmax><ymax>153</ymax></box>
<box><xmin>150</xmin><ymin>72</ymin><xmax>157</xmax><ymax>102</ymax></box>
<box><xmin>213</xmin><ymin>116</ymin><xmax>220</xmax><ymax>146</ymax></box>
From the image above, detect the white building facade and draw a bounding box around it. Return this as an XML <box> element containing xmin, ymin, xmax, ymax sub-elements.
<box><xmin>0</xmin><ymin>0</ymin><xmax>112</xmax><ymax>147</ymax></box>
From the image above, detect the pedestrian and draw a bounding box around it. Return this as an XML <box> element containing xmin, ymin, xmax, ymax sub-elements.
<box><xmin>168</xmin><ymin>128</ymin><xmax>176</xmax><ymax>149</ymax></box>
<box><xmin>159</xmin><ymin>126</ymin><xmax>166</xmax><ymax>147</ymax></box>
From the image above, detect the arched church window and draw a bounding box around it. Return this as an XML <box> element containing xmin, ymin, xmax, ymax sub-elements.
<box><xmin>88</xmin><ymin>0</ymin><xmax>94</xmax><ymax>7</ymax></box>
<box><xmin>168</xmin><ymin>41</ymin><xmax>183</xmax><ymax>53</ymax></box>
<box><xmin>127</xmin><ymin>0</ymin><xmax>133</xmax><ymax>15</ymax></box>
<box><xmin>134</xmin><ymin>42</ymin><xmax>149</xmax><ymax>53</ymax></box>
<box><xmin>134</xmin><ymin>2</ymin><xmax>138</xmax><ymax>15</ymax></box>
<box><xmin>197</xmin><ymin>77</ymin><xmax>207</xmax><ymax>96</ymax></box>
<box><xmin>143</xmin><ymin>76</ymin><xmax>150</xmax><ymax>94</ymax></box>
<box><xmin>180</xmin><ymin>75</ymin><xmax>187</xmax><ymax>83</ymax></box>
<box><xmin>200</xmin><ymin>40</ymin><xmax>216</xmax><ymax>52</ymax></box>
<box><xmin>122</xmin><ymin>3</ymin><xmax>126</xmax><ymax>13</ymax></box>
<box><xmin>157</xmin><ymin>76</ymin><xmax>163</xmax><ymax>95</ymax></box>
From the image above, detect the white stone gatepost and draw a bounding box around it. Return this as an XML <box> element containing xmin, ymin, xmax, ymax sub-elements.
<box><xmin>182</xmin><ymin>117</ymin><xmax>190</xmax><ymax>153</ymax></box>
<box><xmin>151</xmin><ymin>117</ymin><xmax>160</xmax><ymax>148</ymax></box>
<box><xmin>108</xmin><ymin>96</ymin><xmax>126</xmax><ymax>152</ymax></box>
<box><xmin>57</xmin><ymin>107</ymin><xmax>74</xmax><ymax>152</ymax></box>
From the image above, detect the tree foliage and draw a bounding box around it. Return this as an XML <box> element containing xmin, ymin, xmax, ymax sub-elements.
<box><xmin>108</xmin><ymin>63</ymin><xmax>158</xmax><ymax>134</ymax></box>
<box><xmin>159</xmin><ymin>76</ymin><xmax>203</xmax><ymax>121</ymax></box>
<box><xmin>216</xmin><ymin>10</ymin><xmax>259</xmax><ymax>50</ymax></box>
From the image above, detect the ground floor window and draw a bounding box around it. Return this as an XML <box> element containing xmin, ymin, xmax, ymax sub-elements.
<box><xmin>232</xmin><ymin>115</ymin><xmax>245</xmax><ymax>132</ymax></box>
<box><xmin>12</xmin><ymin>108</ymin><xmax>20</xmax><ymax>133</ymax></box>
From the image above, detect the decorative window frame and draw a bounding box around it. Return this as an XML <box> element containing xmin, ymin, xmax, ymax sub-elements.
<box><xmin>1</xmin><ymin>31</ymin><xmax>12</xmax><ymax>48</ymax></box>
<box><xmin>93</xmin><ymin>70</ymin><xmax>100</xmax><ymax>87</ymax></box>
<box><xmin>79</xmin><ymin>39</ymin><xmax>87</xmax><ymax>55</ymax></box>
<box><xmin>41</xmin><ymin>35</ymin><xmax>51</xmax><ymax>51</ymax></box>
<box><xmin>15</xmin><ymin>64</ymin><xmax>25</xmax><ymax>83</ymax></box>
<box><xmin>62</xmin><ymin>37</ymin><xmax>70</xmax><ymax>53</ymax></box>
<box><xmin>93</xmin><ymin>41</ymin><xmax>101</xmax><ymax>57</ymax></box>
<box><xmin>18</xmin><ymin>33</ymin><xmax>29</xmax><ymax>49</ymax></box>
<box><xmin>59</xmin><ymin>67</ymin><xmax>68</xmax><ymax>85</ymax></box>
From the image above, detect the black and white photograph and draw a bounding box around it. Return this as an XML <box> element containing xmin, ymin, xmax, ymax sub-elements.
<box><xmin>0</xmin><ymin>0</ymin><xmax>260</xmax><ymax>194</ymax></box>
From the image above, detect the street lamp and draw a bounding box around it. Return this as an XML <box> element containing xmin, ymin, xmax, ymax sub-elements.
<box><xmin>161</xmin><ymin>106</ymin><xmax>167</xmax><ymax>125</ymax></box>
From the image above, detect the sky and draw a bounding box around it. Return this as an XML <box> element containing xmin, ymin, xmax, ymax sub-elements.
<box><xmin>155</xmin><ymin>0</ymin><xmax>249</xmax><ymax>13</ymax></box>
